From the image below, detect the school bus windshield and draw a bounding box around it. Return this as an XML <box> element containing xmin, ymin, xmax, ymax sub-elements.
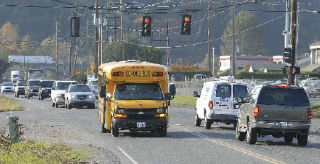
<box><xmin>114</xmin><ymin>83</ymin><xmax>163</xmax><ymax>100</ymax></box>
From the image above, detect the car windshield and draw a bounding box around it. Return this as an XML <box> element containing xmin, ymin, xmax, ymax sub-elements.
<box><xmin>70</xmin><ymin>85</ymin><xmax>91</xmax><ymax>92</ymax></box>
<box><xmin>28</xmin><ymin>81</ymin><xmax>40</xmax><ymax>86</ymax></box>
<box><xmin>233</xmin><ymin>85</ymin><xmax>248</xmax><ymax>98</ymax></box>
<box><xmin>216</xmin><ymin>84</ymin><xmax>231</xmax><ymax>98</ymax></box>
<box><xmin>18</xmin><ymin>81</ymin><xmax>27</xmax><ymax>86</ymax></box>
<box><xmin>56</xmin><ymin>82</ymin><xmax>75</xmax><ymax>90</ymax></box>
<box><xmin>90</xmin><ymin>81</ymin><xmax>98</xmax><ymax>85</ymax></box>
<box><xmin>41</xmin><ymin>81</ymin><xmax>54</xmax><ymax>88</ymax></box>
<box><xmin>114</xmin><ymin>83</ymin><xmax>163</xmax><ymax>100</ymax></box>
<box><xmin>258</xmin><ymin>88</ymin><xmax>310</xmax><ymax>106</ymax></box>
<box><xmin>313</xmin><ymin>82</ymin><xmax>320</xmax><ymax>88</ymax></box>
<box><xmin>2</xmin><ymin>82</ymin><xmax>13</xmax><ymax>86</ymax></box>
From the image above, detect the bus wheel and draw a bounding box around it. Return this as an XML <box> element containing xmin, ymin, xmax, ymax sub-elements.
<box><xmin>111</xmin><ymin>123</ymin><xmax>119</xmax><ymax>137</ymax></box>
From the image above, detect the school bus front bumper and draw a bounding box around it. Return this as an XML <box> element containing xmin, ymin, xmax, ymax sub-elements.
<box><xmin>112</xmin><ymin>117</ymin><xmax>167</xmax><ymax>131</ymax></box>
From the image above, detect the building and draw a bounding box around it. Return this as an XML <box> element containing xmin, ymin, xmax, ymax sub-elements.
<box><xmin>219</xmin><ymin>55</ymin><xmax>306</xmax><ymax>72</ymax></box>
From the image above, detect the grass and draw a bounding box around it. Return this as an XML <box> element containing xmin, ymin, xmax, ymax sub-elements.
<box><xmin>0</xmin><ymin>134</ymin><xmax>87</xmax><ymax>164</ymax></box>
<box><xmin>0</xmin><ymin>96</ymin><xmax>20</xmax><ymax>112</ymax></box>
<box><xmin>171</xmin><ymin>96</ymin><xmax>197</xmax><ymax>108</ymax></box>
<box><xmin>312</xmin><ymin>105</ymin><xmax>320</xmax><ymax>118</ymax></box>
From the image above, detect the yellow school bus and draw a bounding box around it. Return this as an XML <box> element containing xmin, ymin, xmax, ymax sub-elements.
<box><xmin>98</xmin><ymin>60</ymin><xmax>175</xmax><ymax>137</ymax></box>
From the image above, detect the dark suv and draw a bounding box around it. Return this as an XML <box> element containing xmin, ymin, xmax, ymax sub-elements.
<box><xmin>25</xmin><ymin>79</ymin><xmax>41</xmax><ymax>99</ymax></box>
<box><xmin>38</xmin><ymin>80</ymin><xmax>55</xmax><ymax>100</ymax></box>
<box><xmin>236</xmin><ymin>84</ymin><xmax>311</xmax><ymax>146</ymax></box>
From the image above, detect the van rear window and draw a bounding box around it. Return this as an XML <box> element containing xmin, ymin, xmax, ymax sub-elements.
<box><xmin>216</xmin><ymin>85</ymin><xmax>231</xmax><ymax>98</ymax></box>
<box><xmin>258</xmin><ymin>88</ymin><xmax>310</xmax><ymax>106</ymax></box>
<box><xmin>233</xmin><ymin>85</ymin><xmax>248</xmax><ymax>98</ymax></box>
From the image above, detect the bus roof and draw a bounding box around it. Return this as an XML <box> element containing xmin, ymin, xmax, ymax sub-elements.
<box><xmin>98</xmin><ymin>61</ymin><xmax>168</xmax><ymax>82</ymax></box>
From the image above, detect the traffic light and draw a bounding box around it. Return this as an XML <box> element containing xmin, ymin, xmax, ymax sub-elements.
<box><xmin>293</xmin><ymin>66</ymin><xmax>300</xmax><ymax>75</ymax></box>
<box><xmin>284</xmin><ymin>47</ymin><xmax>292</xmax><ymax>64</ymax></box>
<box><xmin>71</xmin><ymin>17</ymin><xmax>80</xmax><ymax>37</ymax></box>
<box><xmin>142</xmin><ymin>16</ymin><xmax>152</xmax><ymax>37</ymax></box>
<box><xmin>181</xmin><ymin>14</ymin><xmax>191</xmax><ymax>35</ymax></box>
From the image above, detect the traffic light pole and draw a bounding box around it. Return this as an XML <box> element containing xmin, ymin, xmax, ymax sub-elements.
<box><xmin>288</xmin><ymin>0</ymin><xmax>297</xmax><ymax>85</ymax></box>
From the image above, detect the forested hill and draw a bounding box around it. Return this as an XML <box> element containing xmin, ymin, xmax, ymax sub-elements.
<box><xmin>0</xmin><ymin>0</ymin><xmax>320</xmax><ymax>64</ymax></box>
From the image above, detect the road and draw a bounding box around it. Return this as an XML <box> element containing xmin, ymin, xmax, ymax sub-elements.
<box><xmin>1</xmin><ymin>94</ymin><xmax>320</xmax><ymax>164</ymax></box>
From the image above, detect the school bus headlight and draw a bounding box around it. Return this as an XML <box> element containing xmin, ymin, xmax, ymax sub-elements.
<box><xmin>155</xmin><ymin>114</ymin><xmax>166</xmax><ymax>118</ymax></box>
<box><xmin>114</xmin><ymin>114</ymin><xmax>127</xmax><ymax>118</ymax></box>
<box><xmin>156</xmin><ymin>108</ymin><xmax>166</xmax><ymax>114</ymax></box>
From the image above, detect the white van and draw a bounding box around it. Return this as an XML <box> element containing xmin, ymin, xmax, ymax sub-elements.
<box><xmin>193</xmin><ymin>81</ymin><xmax>249</xmax><ymax>129</ymax></box>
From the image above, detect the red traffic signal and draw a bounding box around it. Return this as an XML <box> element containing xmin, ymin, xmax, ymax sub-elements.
<box><xmin>181</xmin><ymin>14</ymin><xmax>192</xmax><ymax>35</ymax></box>
<box><xmin>142</xmin><ymin>16</ymin><xmax>151</xmax><ymax>37</ymax></box>
<box><xmin>293</xmin><ymin>67</ymin><xmax>300</xmax><ymax>75</ymax></box>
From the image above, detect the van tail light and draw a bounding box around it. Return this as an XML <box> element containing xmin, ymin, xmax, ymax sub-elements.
<box><xmin>209</xmin><ymin>101</ymin><xmax>213</xmax><ymax>109</ymax></box>
<box><xmin>253</xmin><ymin>106</ymin><xmax>259</xmax><ymax>117</ymax></box>
<box><xmin>307</xmin><ymin>108</ymin><xmax>312</xmax><ymax>120</ymax></box>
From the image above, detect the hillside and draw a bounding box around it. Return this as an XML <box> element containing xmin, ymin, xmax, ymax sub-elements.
<box><xmin>0</xmin><ymin>0</ymin><xmax>319</xmax><ymax>65</ymax></box>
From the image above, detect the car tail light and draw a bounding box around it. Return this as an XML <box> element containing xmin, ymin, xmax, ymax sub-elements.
<box><xmin>152</xmin><ymin>72</ymin><xmax>163</xmax><ymax>77</ymax></box>
<box><xmin>307</xmin><ymin>108</ymin><xmax>312</xmax><ymax>120</ymax></box>
<box><xmin>276</xmin><ymin>85</ymin><xmax>289</xmax><ymax>88</ymax></box>
<box><xmin>112</xmin><ymin>72</ymin><xmax>124</xmax><ymax>77</ymax></box>
<box><xmin>209</xmin><ymin>101</ymin><xmax>213</xmax><ymax>109</ymax></box>
<box><xmin>254</xmin><ymin>106</ymin><xmax>259</xmax><ymax>117</ymax></box>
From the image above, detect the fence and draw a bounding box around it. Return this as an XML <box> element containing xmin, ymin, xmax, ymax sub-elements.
<box><xmin>173</xmin><ymin>80</ymin><xmax>206</xmax><ymax>96</ymax></box>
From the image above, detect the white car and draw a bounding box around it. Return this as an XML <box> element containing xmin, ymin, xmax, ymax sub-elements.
<box><xmin>86</xmin><ymin>78</ymin><xmax>98</xmax><ymax>98</ymax></box>
<box><xmin>51</xmin><ymin>81</ymin><xmax>77</xmax><ymax>108</ymax></box>
<box><xmin>64</xmin><ymin>84</ymin><xmax>95</xmax><ymax>109</ymax></box>
<box><xmin>14</xmin><ymin>80</ymin><xmax>27</xmax><ymax>97</ymax></box>
<box><xmin>1</xmin><ymin>82</ymin><xmax>14</xmax><ymax>93</ymax></box>
<box><xmin>193</xmin><ymin>80</ymin><xmax>249</xmax><ymax>129</ymax></box>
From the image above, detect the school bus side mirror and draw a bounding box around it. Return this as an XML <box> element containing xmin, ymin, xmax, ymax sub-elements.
<box><xmin>99</xmin><ymin>86</ymin><xmax>106</xmax><ymax>97</ymax></box>
<box><xmin>169</xmin><ymin>83</ymin><xmax>176</xmax><ymax>97</ymax></box>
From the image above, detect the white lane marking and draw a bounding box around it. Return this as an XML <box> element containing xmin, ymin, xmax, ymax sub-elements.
<box><xmin>174</xmin><ymin>126</ymin><xmax>285</xmax><ymax>164</ymax></box>
<box><xmin>117</xmin><ymin>146</ymin><xmax>138</xmax><ymax>164</ymax></box>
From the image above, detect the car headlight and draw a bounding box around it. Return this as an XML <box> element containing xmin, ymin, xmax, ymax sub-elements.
<box><xmin>57</xmin><ymin>94</ymin><xmax>64</xmax><ymax>98</ymax></box>
<box><xmin>88</xmin><ymin>95</ymin><xmax>93</xmax><ymax>99</ymax></box>
<box><xmin>157</xmin><ymin>108</ymin><xmax>166</xmax><ymax>114</ymax></box>
<box><xmin>71</xmin><ymin>95</ymin><xmax>76</xmax><ymax>99</ymax></box>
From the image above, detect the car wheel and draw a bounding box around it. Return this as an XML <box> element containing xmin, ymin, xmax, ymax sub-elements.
<box><xmin>195</xmin><ymin>114</ymin><xmax>201</xmax><ymax>126</ymax></box>
<box><xmin>284</xmin><ymin>134</ymin><xmax>293</xmax><ymax>145</ymax></box>
<box><xmin>297</xmin><ymin>134</ymin><xmax>308</xmax><ymax>146</ymax></box>
<box><xmin>204</xmin><ymin>115</ymin><xmax>211</xmax><ymax>129</ymax></box>
<box><xmin>101</xmin><ymin>123</ymin><xmax>108</xmax><ymax>133</ymax></box>
<box><xmin>156</xmin><ymin>127</ymin><xmax>167</xmax><ymax>137</ymax></box>
<box><xmin>236</xmin><ymin>123</ymin><xmax>246</xmax><ymax>141</ymax></box>
<box><xmin>111</xmin><ymin>122</ymin><xmax>119</xmax><ymax>137</ymax></box>
<box><xmin>41</xmin><ymin>95</ymin><xmax>44</xmax><ymax>100</ymax></box>
<box><xmin>27</xmin><ymin>94</ymin><xmax>30</xmax><ymax>99</ymax></box>
<box><xmin>246</xmin><ymin>122</ymin><xmax>257</xmax><ymax>144</ymax></box>
<box><xmin>67</xmin><ymin>102</ymin><xmax>71</xmax><ymax>109</ymax></box>
<box><xmin>55</xmin><ymin>103</ymin><xmax>59</xmax><ymax>108</ymax></box>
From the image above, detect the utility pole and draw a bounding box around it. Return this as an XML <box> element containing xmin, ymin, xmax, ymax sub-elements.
<box><xmin>207</xmin><ymin>1</ymin><xmax>212</xmax><ymax>75</ymax></box>
<box><xmin>120</xmin><ymin>0</ymin><xmax>124</xmax><ymax>60</ymax></box>
<box><xmin>69</xmin><ymin>38</ymin><xmax>72</xmax><ymax>79</ymax></box>
<box><xmin>166</xmin><ymin>21</ymin><xmax>170</xmax><ymax>67</ymax></box>
<box><xmin>55</xmin><ymin>21</ymin><xmax>59</xmax><ymax>80</ymax></box>
<box><xmin>288</xmin><ymin>0</ymin><xmax>297</xmax><ymax>85</ymax></box>
<box><xmin>94</xmin><ymin>0</ymin><xmax>99</xmax><ymax>77</ymax></box>
<box><xmin>100</xmin><ymin>18</ymin><xmax>103</xmax><ymax>65</ymax></box>
<box><xmin>284</xmin><ymin>0</ymin><xmax>290</xmax><ymax>48</ymax></box>
<box><xmin>232</xmin><ymin>0</ymin><xmax>236</xmax><ymax>76</ymax></box>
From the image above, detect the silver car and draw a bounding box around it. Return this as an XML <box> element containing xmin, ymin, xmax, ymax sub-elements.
<box><xmin>64</xmin><ymin>84</ymin><xmax>95</xmax><ymax>109</ymax></box>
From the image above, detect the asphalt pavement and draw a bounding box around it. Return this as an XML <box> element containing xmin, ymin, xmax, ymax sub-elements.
<box><xmin>1</xmin><ymin>93</ymin><xmax>320</xmax><ymax>164</ymax></box>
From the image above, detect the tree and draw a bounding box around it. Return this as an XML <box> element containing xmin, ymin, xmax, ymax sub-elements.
<box><xmin>21</xmin><ymin>35</ymin><xmax>34</xmax><ymax>54</ymax></box>
<box><xmin>0</xmin><ymin>22</ymin><xmax>20</xmax><ymax>49</ymax></box>
<box><xmin>220</xmin><ymin>11</ymin><xmax>267</xmax><ymax>56</ymax></box>
<box><xmin>201</xmin><ymin>53</ymin><xmax>219</xmax><ymax>73</ymax></box>
<box><xmin>102</xmin><ymin>35</ymin><xmax>165</xmax><ymax>64</ymax></box>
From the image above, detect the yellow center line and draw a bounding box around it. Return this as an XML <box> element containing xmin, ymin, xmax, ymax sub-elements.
<box><xmin>174</xmin><ymin>126</ymin><xmax>286</xmax><ymax>164</ymax></box>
